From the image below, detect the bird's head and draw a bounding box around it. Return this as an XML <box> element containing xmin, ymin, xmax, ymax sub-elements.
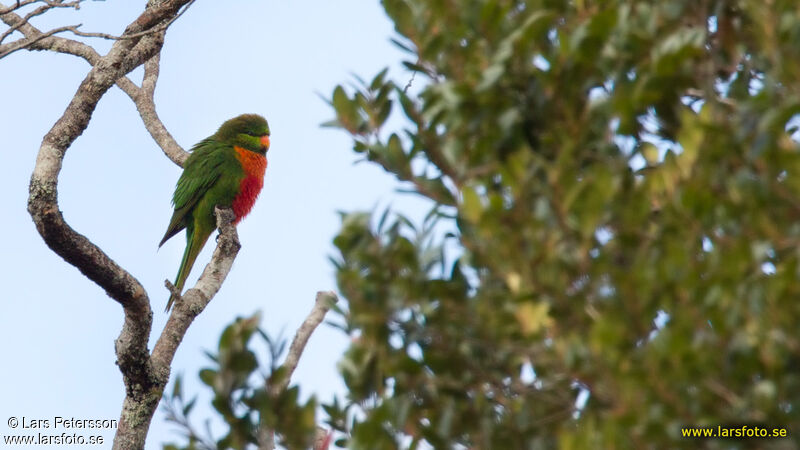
<box><xmin>215</xmin><ymin>113</ymin><xmax>271</xmax><ymax>155</ymax></box>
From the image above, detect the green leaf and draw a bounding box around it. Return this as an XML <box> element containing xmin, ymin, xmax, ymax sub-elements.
<box><xmin>182</xmin><ymin>397</ymin><xmax>197</xmax><ymax>417</ymax></box>
<box><xmin>370</xmin><ymin>67</ymin><xmax>390</xmax><ymax>91</ymax></box>
<box><xmin>198</xmin><ymin>369</ymin><xmax>217</xmax><ymax>387</ymax></box>
<box><xmin>171</xmin><ymin>374</ymin><xmax>182</xmax><ymax>399</ymax></box>
<box><xmin>460</xmin><ymin>186</ymin><xmax>483</xmax><ymax>223</ymax></box>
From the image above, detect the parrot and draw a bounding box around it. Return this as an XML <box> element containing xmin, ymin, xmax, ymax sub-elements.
<box><xmin>159</xmin><ymin>114</ymin><xmax>271</xmax><ymax>311</ymax></box>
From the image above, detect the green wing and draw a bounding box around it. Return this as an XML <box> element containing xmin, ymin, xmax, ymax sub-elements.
<box><xmin>159</xmin><ymin>139</ymin><xmax>229</xmax><ymax>247</ymax></box>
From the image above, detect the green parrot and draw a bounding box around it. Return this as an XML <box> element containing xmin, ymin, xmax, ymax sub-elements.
<box><xmin>160</xmin><ymin>114</ymin><xmax>271</xmax><ymax>311</ymax></box>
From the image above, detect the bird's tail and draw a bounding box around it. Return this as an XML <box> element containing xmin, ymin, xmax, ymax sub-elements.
<box><xmin>166</xmin><ymin>231</ymin><xmax>208</xmax><ymax>312</ymax></box>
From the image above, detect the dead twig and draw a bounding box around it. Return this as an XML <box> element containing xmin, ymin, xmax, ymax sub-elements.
<box><xmin>259</xmin><ymin>291</ymin><xmax>339</xmax><ymax>450</ymax></box>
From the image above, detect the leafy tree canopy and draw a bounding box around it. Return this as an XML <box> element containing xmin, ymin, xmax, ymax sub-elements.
<box><xmin>326</xmin><ymin>0</ymin><xmax>800</xmax><ymax>448</ymax></box>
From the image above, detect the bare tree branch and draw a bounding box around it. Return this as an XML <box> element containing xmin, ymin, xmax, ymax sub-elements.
<box><xmin>273</xmin><ymin>291</ymin><xmax>339</xmax><ymax>394</ymax></box>
<box><xmin>0</xmin><ymin>0</ymin><xmax>80</xmax><ymax>45</ymax></box>
<box><xmin>0</xmin><ymin>1</ymin><xmax>82</xmax><ymax>20</ymax></box>
<box><xmin>132</xmin><ymin>53</ymin><xmax>189</xmax><ymax>165</ymax></box>
<box><xmin>0</xmin><ymin>1</ymin><xmax>33</xmax><ymax>16</ymax></box>
<box><xmin>151</xmin><ymin>207</ymin><xmax>242</xmax><ymax>377</ymax></box>
<box><xmin>0</xmin><ymin>6</ymin><xmax>100</xmax><ymax>59</ymax></box>
<box><xmin>113</xmin><ymin>207</ymin><xmax>241</xmax><ymax>450</ymax></box>
<box><xmin>66</xmin><ymin>0</ymin><xmax>195</xmax><ymax>41</ymax></box>
<box><xmin>0</xmin><ymin>2</ymin><xmax>190</xmax><ymax>165</ymax></box>
<box><xmin>6</xmin><ymin>2</ymin><xmax>334</xmax><ymax>449</ymax></box>
<box><xmin>0</xmin><ymin>23</ymin><xmax>78</xmax><ymax>58</ymax></box>
<box><xmin>0</xmin><ymin>0</ymin><xmax>194</xmax><ymax>53</ymax></box>
<box><xmin>12</xmin><ymin>0</ymin><xmax>194</xmax><ymax>447</ymax></box>
<box><xmin>259</xmin><ymin>291</ymin><xmax>339</xmax><ymax>450</ymax></box>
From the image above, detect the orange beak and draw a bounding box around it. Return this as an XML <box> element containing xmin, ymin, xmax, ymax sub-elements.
<box><xmin>260</xmin><ymin>135</ymin><xmax>270</xmax><ymax>150</ymax></box>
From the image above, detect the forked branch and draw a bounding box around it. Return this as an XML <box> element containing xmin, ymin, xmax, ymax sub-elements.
<box><xmin>12</xmin><ymin>1</ymin><xmax>193</xmax><ymax>448</ymax></box>
<box><xmin>5</xmin><ymin>1</ymin><xmax>335</xmax><ymax>448</ymax></box>
<box><xmin>0</xmin><ymin>1</ymin><xmax>189</xmax><ymax>165</ymax></box>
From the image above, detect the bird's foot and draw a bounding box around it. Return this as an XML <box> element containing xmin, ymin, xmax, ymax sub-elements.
<box><xmin>165</xmin><ymin>280</ymin><xmax>182</xmax><ymax>298</ymax></box>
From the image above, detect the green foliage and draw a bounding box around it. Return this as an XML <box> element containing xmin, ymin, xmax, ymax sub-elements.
<box><xmin>326</xmin><ymin>0</ymin><xmax>800</xmax><ymax>448</ymax></box>
<box><xmin>162</xmin><ymin>314</ymin><xmax>318</xmax><ymax>450</ymax></box>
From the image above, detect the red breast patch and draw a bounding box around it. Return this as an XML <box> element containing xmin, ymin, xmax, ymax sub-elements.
<box><xmin>232</xmin><ymin>147</ymin><xmax>267</xmax><ymax>223</ymax></box>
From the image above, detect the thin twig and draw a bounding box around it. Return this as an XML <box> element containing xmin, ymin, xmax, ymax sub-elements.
<box><xmin>0</xmin><ymin>0</ymin><xmax>43</xmax><ymax>15</ymax></box>
<box><xmin>259</xmin><ymin>291</ymin><xmax>339</xmax><ymax>450</ymax></box>
<box><xmin>65</xmin><ymin>0</ymin><xmax>195</xmax><ymax>41</ymax></box>
<box><xmin>0</xmin><ymin>0</ymin><xmax>194</xmax><ymax>49</ymax></box>
<box><xmin>0</xmin><ymin>3</ymin><xmax>100</xmax><ymax>60</ymax></box>
<box><xmin>403</xmin><ymin>70</ymin><xmax>416</xmax><ymax>94</ymax></box>
<box><xmin>0</xmin><ymin>2</ymin><xmax>189</xmax><ymax>165</ymax></box>
<box><xmin>0</xmin><ymin>23</ymin><xmax>77</xmax><ymax>58</ymax></box>
<box><xmin>273</xmin><ymin>291</ymin><xmax>339</xmax><ymax>394</ymax></box>
<box><xmin>0</xmin><ymin>0</ymin><xmax>80</xmax><ymax>44</ymax></box>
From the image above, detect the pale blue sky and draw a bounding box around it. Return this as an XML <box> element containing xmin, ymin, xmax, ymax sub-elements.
<box><xmin>0</xmin><ymin>1</ymin><xmax>424</xmax><ymax>448</ymax></box>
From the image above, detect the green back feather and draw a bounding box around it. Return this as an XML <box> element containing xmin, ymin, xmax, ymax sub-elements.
<box><xmin>160</xmin><ymin>113</ymin><xmax>270</xmax><ymax>311</ymax></box>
